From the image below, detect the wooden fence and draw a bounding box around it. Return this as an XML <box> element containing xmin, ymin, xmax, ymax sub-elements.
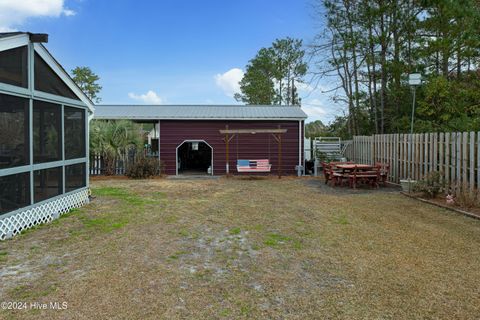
<box><xmin>342</xmin><ymin>132</ymin><xmax>480</xmax><ymax>190</ymax></box>
<box><xmin>89</xmin><ymin>147</ymin><xmax>144</xmax><ymax>176</ymax></box>
<box><xmin>89</xmin><ymin>154</ymin><xmax>131</xmax><ymax>175</ymax></box>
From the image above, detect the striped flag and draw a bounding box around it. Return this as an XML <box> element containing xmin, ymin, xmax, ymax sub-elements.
<box><xmin>237</xmin><ymin>159</ymin><xmax>271</xmax><ymax>172</ymax></box>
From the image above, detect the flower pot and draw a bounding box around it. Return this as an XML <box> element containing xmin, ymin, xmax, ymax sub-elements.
<box><xmin>400</xmin><ymin>179</ymin><xmax>417</xmax><ymax>193</ymax></box>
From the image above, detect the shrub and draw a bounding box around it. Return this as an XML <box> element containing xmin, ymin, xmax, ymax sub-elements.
<box><xmin>125</xmin><ymin>158</ymin><xmax>163</xmax><ymax>179</ymax></box>
<box><xmin>452</xmin><ymin>184</ymin><xmax>480</xmax><ymax>209</ymax></box>
<box><xmin>413</xmin><ymin>171</ymin><xmax>445</xmax><ymax>198</ymax></box>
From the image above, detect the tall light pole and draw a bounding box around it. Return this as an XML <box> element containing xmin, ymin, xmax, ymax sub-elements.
<box><xmin>409</xmin><ymin>73</ymin><xmax>421</xmax><ymax>135</ymax></box>
<box><xmin>408</xmin><ymin>73</ymin><xmax>421</xmax><ymax>184</ymax></box>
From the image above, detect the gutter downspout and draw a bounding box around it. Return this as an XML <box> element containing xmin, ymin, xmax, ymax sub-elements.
<box><xmin>158</xmin><ymin>120</ymin><xmax>161</xmax><ymax>171</ymax></box>
<box><xmin>298</xmin><ymin>120</ymin><xmax>303</xmax><ymax>176</ymax></box>
<box><xmin>303</xmin><ymin>120</ymin><xmax>306</xmax><ymax>175</ymax></box>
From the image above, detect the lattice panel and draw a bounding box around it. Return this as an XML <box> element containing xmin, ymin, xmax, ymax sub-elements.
<box><xmin>0</xmin><ymin>189</ymin><xmax>89</xmax><ymax>240</ymax></box>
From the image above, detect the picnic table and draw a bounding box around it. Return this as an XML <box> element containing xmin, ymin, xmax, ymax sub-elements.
<box><xmin>325</xmin><ymin>162</ymin><xmax>389</xmax><ymax>189</ymax></box>
<box><xmin>335</xmin><ymin>164</ymin><xmax>374</xmax><ymax>171</ymax></box>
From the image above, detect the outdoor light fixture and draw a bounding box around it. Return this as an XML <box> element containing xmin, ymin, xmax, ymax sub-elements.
<box><xmin>408</xmin><ymin>73</ymin><xmax>422</xmax><ymax>135</ymax></box>
<box><xmin>404</xmin><ymin>72</ymin><xmax>422</xmax><ymax>190</ymax></box>
<box><xmin>191</xmin><ymin>142</ymin><xmax>199</xmax><ymax>150</ymax></box>
<box><xmin>408</xmin><ymin>73</ymin><xmax>422</xmax><ymax>86</ymax></box>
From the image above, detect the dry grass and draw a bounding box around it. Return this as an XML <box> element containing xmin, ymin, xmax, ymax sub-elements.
<box><xmin>0</xmin><ymin>177</ymin><xmax>479</xmax><ymax>319</ymax></box>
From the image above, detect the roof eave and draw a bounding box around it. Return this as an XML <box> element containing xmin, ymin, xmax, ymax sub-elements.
<box><xmin>93</xmin><ymin>117</ymin><xmax>307</xmax><ymax>121</ymax></box>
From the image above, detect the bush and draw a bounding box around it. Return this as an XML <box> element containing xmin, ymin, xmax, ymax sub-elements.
<box><xmin>452</xmin><ymin>184</ymin><xmax>480</xmax><ymax>208</ymax></box>
<box><xmin>125</xmin><ymin>158</ymin><xmax>163</xmax><ymax>179</ymax></box>
<box><xmin>413</xmin><ymin>171</ymin><xmax>445</xmax><ymax>198</ymax></box>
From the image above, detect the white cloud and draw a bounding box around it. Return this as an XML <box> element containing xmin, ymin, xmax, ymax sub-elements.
<box><xmin>302</xmin><ymin>98</ymin><xmax>329</xmax><ymax>123</ymax></box>
<box><xmin>0</xmin><ymin>0</ymin><xmax>75</xmax><ymax>31</ymax></box>
<box><xmin>128</xmin><ymin>90</ymin><xmax>163</xmax><ymax>104</ymax></box>
<box><xmin>63</xmin><ymin>9</ymin><xmax>76</xmax><ymax>17</ymax></box>
<box><xmin>214</xmin><ymin>68</ymin><xmax>244</xmax><ymax>97</ymax></box>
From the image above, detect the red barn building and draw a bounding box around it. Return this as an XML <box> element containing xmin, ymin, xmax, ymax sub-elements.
<box><xmin>94</xmin><ymin>105</ymin><xmax>307</xmax><ymax>176</ymax></box>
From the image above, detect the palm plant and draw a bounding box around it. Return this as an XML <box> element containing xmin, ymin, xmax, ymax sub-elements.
<box><xmin>90</xmin><ymin>120</ymin><xmax>143</xmax><ymax>175</ymax></box>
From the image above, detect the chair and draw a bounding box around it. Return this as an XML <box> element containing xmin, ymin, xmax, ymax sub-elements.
<box><xmin>329</xmin><ymin>164</ymin><xmax>349</xmax><ymax>186</ymax></box>
<box><xmin>322</xmin><ymin>162</ymin><xmax>331</xmax><ymax>184</ymax></box>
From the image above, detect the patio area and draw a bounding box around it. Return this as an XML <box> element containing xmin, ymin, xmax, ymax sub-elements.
<box><xmin>0</xmin><ymin>177</ymin><xmax>479</xmax><ymax>319</ymax></box>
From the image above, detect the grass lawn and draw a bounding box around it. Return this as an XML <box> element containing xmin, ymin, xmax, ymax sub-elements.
<box><xmin>1</xmin><ymin>177</ymin><xmax>479</xmax><ymax>319</ymax></box>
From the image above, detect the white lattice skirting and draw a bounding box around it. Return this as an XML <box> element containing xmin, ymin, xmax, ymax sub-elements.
<box><xmin>0</xmin><ymin>189</ymin><xmax>89</xmax><ymax>240</ymax></box>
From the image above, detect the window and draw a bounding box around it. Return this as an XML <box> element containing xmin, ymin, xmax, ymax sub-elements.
<box><xmin>0</xmin><ymin>46</ymin><xmax>28</xmax><ymax>88</ymax></box>
<box><xmin>0</xmin><ymin>172</ymin><xmax>30</xmax><ymax>215</ymax></box>
<box><xmin>65</xmin><ymin>163</ymin><xmax>86</xmax><ymax>192</ymax></box>
<box><xmin>0</xmin><ymin>94</ymin><xmax>29</xmax><ymax>169</ymax></box>
<box><xmin>34</xmin><ymin>53</ymin><xmax>79</xmax><ymax>100</ymax></box>
<box><xmin>33</xmin><ymin>100</ymin><xmax>62</xmax><ymax>163</ymax></box>
<box><xmin>64</xmin><ymin>107</ymin><xmax>86</xmax><ymax>159</ymax></box>
<box><xmin>34</xmin><ymin>166</ymin><xmax>62</xmax><ymax>202</ymax></box>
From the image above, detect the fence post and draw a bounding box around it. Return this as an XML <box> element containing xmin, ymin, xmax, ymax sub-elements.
<box><xmin>462</xmin><ymin>132</ymin><xmax>468</xmax><ymax>189</ymax></box>
<box><xmin>477</xmin><ymin>132</ymin><xmax>480</xmax><ymax>190</ymax></box>
<box><xmin>439</xmin><ymin>132</ymin><xmax>444</xmax><ymax>180</ymax></box>
<box><xmin>470</xmin><ymin>131</ymin><xmax>475</xmax><ymax>192</ymax></box>
<box><xmin>433</xmin><ymin>132</ymin><xmax>438</xmax><ymax>172</ymax></box>
<box><xmin>456</xmin><ymin>133</ymin><xmax>461</xmax><ymax>185</ymax></box>
<box><xmin>445</xmin><ymin>133</ymin><xmax>450</xmax><ymax>186</ymax></box>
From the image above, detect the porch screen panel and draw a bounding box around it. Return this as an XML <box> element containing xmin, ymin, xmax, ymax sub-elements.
<box><xmin>33</xmin><ymin>100</ymin><xmax>61</xmax><ymax>164</ymax></box>
<box><xmin>0</xmin><ymin>94</ymin><xmax>29</xmax><ymax>169</ymax></box>
<box><xmin>64</xmin><ymin>106</ymin><xmax>86</xmax><ymax>159</ymax></box>
<box><xmin>65</xmin><ymin>163</ymin><xmax>86</xmax><ymax>192</ymax></box>
<box><xmin>34</xmin><ymin>53</ymin><xmax>79</xmax><ymax>100</ymax></box>
<box><xmin>34</xmin><ymin>166</ymin><xmax>62</xmax><ymax>202</ymax></box>
<box><xmin>0</xmin><ymin>172</ymin><xmax>30</xmax><ymax>215</ymax></box>
<box><xmin>0</xmin><ymin>46</ymin><xmax>28</xmax><ymax>88</ymax></box>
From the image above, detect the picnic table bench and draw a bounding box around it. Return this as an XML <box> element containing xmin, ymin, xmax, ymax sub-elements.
<box><xmin>323</xmin><ymin>162</ymin><xmax>390</xmax><ymax>188</ymax></box>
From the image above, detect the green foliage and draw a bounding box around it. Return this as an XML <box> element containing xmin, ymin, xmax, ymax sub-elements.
<box><xmin>93</xmin><ymin>187</ymin><xmax>152</xmax><ymax>206</ymax></box>
<box><xmin>0</xmin><ymin>251</ymin><xmax>7</xmax><ymax>263</ymax></box>
<box><xmin>90</xmin><ymin>120</ymin><xmax>144</xmax><ymax>175</ymax></box>
<box><xmin>229</xmin><ymin>227</ymin><xmax>241</xmax><ymax>235</ymax></box>
<box><xmin>315</xmin><ymin>0</ymin><xmax>480</xmax><ymax>137</ymax></box>
<box><xmin>79</xmin><ymin>215</ymin><xmax>129</xmax><ymax>233</ymax></box>
<box><xmin>414</xmin><ymin>172</ymin><xmax>446</xmax><ymax>198</ymax></box>
<box><xmin>264</xmin><ymin>233</ymin><xmax>291</xmax><ymax>247</ymax></box>
<box><xmin>125</xmin><ymin>157</ymin><xmax>163</xmax><ymax>179</ymax></box>
<box><xmin>235</xmin><ymin>37</ymin><xmax>307</xmax><ymax>105</ymax></box>
<box><xmin>305</xmin><ymin>120</ymin><xmax>327</xmax><ymax>138</ymax></box>
<box><xmin>416</xmin><ymin>74</ymin><xmax>480</xmax><ymax>132</ymax></box>
<box><xmin>235</xmin><ymin>48</ymin><xmax>277</xmax><ymax>104</ymax></box>
<box><xmin>71</xmin><ymin>66</ymin><xmax>102</xmax><ymax>103</ymax></box>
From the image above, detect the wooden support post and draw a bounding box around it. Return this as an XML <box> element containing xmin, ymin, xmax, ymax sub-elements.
<box><xmin>278</xmin><ymin>125</ymin><xmax>282</xmax><ymax>179</ymax></box>
<box><xmin>225</xmin><ymin>125</ymin><xmax>229</xmax><ymax>176</ymax></box>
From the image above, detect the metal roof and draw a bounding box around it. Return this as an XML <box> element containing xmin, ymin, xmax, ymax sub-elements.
<box><xmin>94</xmin><ymin>105</ymin><xmax>308</xmax><ymax>120</ymax></box>
<box><xmin>0</xmin><ymin>32</ymin><xmax>25</xmax><ymax>39</ymax></box>
<box><xmin>0</xmin><ymin>32</ymin><xmax>48</xmax><ymax>42</ymax></box>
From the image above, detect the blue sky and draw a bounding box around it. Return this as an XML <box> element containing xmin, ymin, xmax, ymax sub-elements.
<box><xmin>0</xmin><ymin>0</ymin><xmax>340</xmax><ymax>123</ymax></box>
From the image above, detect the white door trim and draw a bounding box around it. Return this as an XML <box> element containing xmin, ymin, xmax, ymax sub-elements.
<box><xmin>175</xmin><ymin>140</ymin><xmax>214</xmax><ymax>175</ymax></box>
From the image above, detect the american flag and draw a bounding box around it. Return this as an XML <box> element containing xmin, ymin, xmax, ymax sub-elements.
<box><xmin>237</xmin><ymin>159</ymin><xmax>272</xmax><ymax>172</ymax></box>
